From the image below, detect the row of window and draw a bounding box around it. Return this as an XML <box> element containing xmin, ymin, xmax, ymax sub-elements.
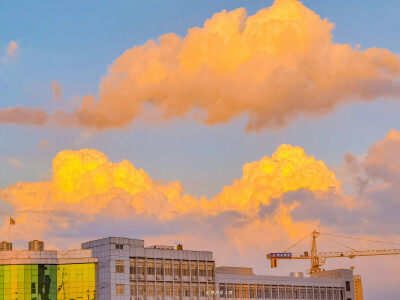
<box><xmin>116</xmin><ymin>284</ymin><xmax>215</xmax><ymax>297</ymax></box>
<box><xmin>116</xmin><ymin>260</ymin><xmax>214</xmax><ymax>278</ymax></box>
<box><xmin>218</xmin><ymin>284</ymin><xmax>345</xmax><ymax>300</ymax></box>
<box><xmin>115</xmin><ymin>284</ymin><xmax>345</xmax><ymax>299</ymax></box>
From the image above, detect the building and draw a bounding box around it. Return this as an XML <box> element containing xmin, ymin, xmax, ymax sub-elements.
<box><xmin>353</xmin><ymin>275</ymin><xmax>363</xmax><ymax>300</ymax></box>
<box><xmin>0</xmin><ymin>237</ymin><xmax>357</xmax><ymax>299</ymax></box>
<box><xmin>0</xmin><ymin>240</ymin><xmax>97</xmax><ymax>299</ymax></box>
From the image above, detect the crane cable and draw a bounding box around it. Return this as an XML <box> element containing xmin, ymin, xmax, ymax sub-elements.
<box><xmin>319</xmin><ymin>234</ymin><xmax>358</xmax><ymax>252</ymax></box>
<box><xmin>283</xmin><ymin>232</ymin><xmax>312</xmax><ymax>253</ymax></box>
<box><xmin>320</xmin><ymin>232</ymin><xmax>400</xmax><ymax>247</ymax></box>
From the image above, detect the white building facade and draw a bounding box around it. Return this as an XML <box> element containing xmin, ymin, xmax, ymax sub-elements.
<box><xmin>82</xmin><ymin>237</ymin><xmax>356</xmax><ymax>300</ymax></box>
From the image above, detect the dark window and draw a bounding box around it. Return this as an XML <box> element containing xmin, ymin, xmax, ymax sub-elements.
<box><xmin>116</xmin><ymin>244</ymin><xmax>124</xmax><ymax>249</ymax></box>
<box><xmin>345</xmin><ymin>281</ymin><xmax>351</xmax><ymax>292</ymax></box>
<box><xmin>116</xmin><ymin>260</ymin><xmax>125</xmax><ymax>273</ymax></box>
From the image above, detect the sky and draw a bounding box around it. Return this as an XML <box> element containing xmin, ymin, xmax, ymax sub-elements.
<box><xmin>1</xmin><ymin>0</ymin><xmax>400</xmax><ymax>298</ymax></box>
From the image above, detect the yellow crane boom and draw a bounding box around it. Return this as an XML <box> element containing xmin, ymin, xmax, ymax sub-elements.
<box><xmin>267</xmin><ymin>231</ymin><xmax>400</xmax><ymax>274</ymax></box>
<box><xmin>321</xmin><ymin>249</ymin><xmax>400</xmax><ymax>259</ymax></box>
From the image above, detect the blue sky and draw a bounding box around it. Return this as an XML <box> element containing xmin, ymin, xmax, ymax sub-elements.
<box><xmin>1</xmin><ymin>0</ymin><xmax>399</xmax><ymax>196</ymax></box>
<box><xmin>1</xmin><ymin>1</ymin><xmax>400</xmax><ymax>298</ymax></box>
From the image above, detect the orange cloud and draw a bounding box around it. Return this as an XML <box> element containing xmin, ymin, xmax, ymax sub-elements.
<box><xmin>7</xmin><ymin>158</ymin><xmax>24</xmax><ymax>168</ymax></box>
<box><xmin>51</xmin><ymin>81</ymin><xmax>62</xmax><ymax>100</ymax></box>
<box><xmin>1</xmin><ymin>0</ymin><xmax>399</xmax><ymax>130</ymax></box>
<box><xmin>0</xmin><ymin>106</ymin><xmax>48</xmax><ymax>125</ymax></box>
<box><xmin>0</xmin><ymin>144</ymin><xmax>340</xmax><ymax>241</ymax></box>
<box><xmin>74</xmin><ymin>0</ymin><xmax>400</xmax><ymax>130</ymax></box>
<box><xmin>39</xmin><ymin>140</ymin><xmax>49</xmax><ymax>149</ymax></box>
<box><xmin>6</xmin><ymin>41</ymin><xmax>18</xmax><ymax>57</ymax></box>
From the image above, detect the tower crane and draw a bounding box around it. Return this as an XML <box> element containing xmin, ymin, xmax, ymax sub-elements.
<box><xmin>267</xmin><ymin>231</ymin><xmax>400</xmax><ymax>274</ymax></box>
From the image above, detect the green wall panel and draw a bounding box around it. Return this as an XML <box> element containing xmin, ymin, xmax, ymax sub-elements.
<box><xmin>0</xmin><ymin>264</ymin><xmax>95</xmax><ymax>300</ymax></box>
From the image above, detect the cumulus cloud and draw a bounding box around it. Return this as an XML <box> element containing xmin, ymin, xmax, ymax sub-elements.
<box><xmin>1</xmin><ymin>134</ymin><xmax>400</xmax><ymax>296</ymax></box>
<box><xmin>6</xmin><ymin>41</ymin><xmax>18</xmax><ymax>57</ymax></box>
<box><xmin>51</xmin><ymin>81</ymin><xmax>62</xmax><ymax>100</ymax></box>
<box><xmin>362</xmin><ymin>129</ymin><xmax>400</xmax><ymax>183</ymax></box>
<box><xmin>1</xmin><ymin>0</ymin><xmax>399</xmax><ymax>130</ymax></box>
<box><xmin>1</xmin><ymin>132</ymin><xmax>398</xmax><ymax>248</ymax></box>
<box><xmin>0</xmin><ymin>144</ymin><xmax>339</xmax><ymax>243</ymax></box>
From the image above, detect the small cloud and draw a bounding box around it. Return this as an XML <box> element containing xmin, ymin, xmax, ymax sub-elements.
<box><xmin>7</xmin><ymin>157</ymin><xmax>23</xmax><ymax>167</ymax></box>
<box><xmin>39</xmin><ymin>140</ymin><xmax>49</xmax><ymax>149</ymax></box>
<box><xmin>51</xmin><ymin>81</ymin><xmax>62</xmax><ymax>100</ymax></box>
<box><xmin>6</xmin><ymin>41</ymin><xmax>18</xmax><ymax>58</ymax></box>
<box><xmin>0</xmin><ymin>106</ymin><xmax>48</xmax><ymax>125</ymax></box>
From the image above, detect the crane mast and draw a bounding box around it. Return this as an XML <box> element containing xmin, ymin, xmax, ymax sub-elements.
<box><xmin>310</xmin><ymin>231</ymin><xmax>321</xmax><ymax>274</ymax></box>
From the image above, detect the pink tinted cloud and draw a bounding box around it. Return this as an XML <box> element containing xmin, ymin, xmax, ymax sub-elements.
<box><xmin>51</xmin><ymin>81</ymin><xmax>62</xmax><ymax>100</ymax></box>
<box><xmin>6</xmin><ymin>41</ymin><xmax>18</xmax><ymax>57</ymax></box>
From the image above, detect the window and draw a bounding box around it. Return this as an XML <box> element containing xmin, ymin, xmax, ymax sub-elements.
<box><xmin>137</xmin><ymin>261</ymin><xmax>144</xmax><ymax>275</ymax></box>
<box><xmin>166</xmin><ymin>285</ymin><xmax>172</xmax><ymax>296</ymax></box>
<box><xmin>116</xmin><ymin>284</ymin><xmax>125</xmax><ymax>295</ymax></box>
<box><xmin>345</xmin><ymin>281</ymin><xmax>351</xmax><ymax>292</ymax></box>
<box><xmin>156</xmin><ymin>262</ymin><xmax>163</xmax><ymax>276</ymax></box>
<box><xmin>157</xmin><ymin>284</ymin><xmax>164</xmax><ymax>296</ymax></box>
<box><xmin>130</xmin><ymin>285</ymin><xmax>136</xmax><ymax>296</ymax></box>
<box><xmin>327</xmin><ymin>289</ymin><xmax>332</xmax><ymax>300</ymax></box>
<box><xmin>147</xmin><ymin>261</ymin><xmax>155</xmax><ymax>275</ymax></box>
<box><xmin>191</xmin><ymin>263</ymin><xmax>198</xmax><ymax>276</ymax></box>
<box><xmin>321</xmin><ymin>288</ymin><xmax>326</xmax><ymax>299</ymax></box>
<box><xmin>293</xmin><ymin>287</ymin><xmax>299</xmax><ymax>299</ymax></box>
<box><xmin>314</xmin><ymin>288</ymin><xmax>320</xmax><ymax>299</ymax></box>
<box><xmin>264</xmin><ymin>286</ymin><xmax>270</xmax><ymax>298</ymax></box>
<box><xmin>165</xmin><ymin>263</ymin><xmax>172</xmax><ymax>276</ymax></box>
<box><xmin>116</xmin><ymin>260</ymin><xmax>125</xmax><ymax>273</ymax></box>
<box><xmin>199</xmin><ymin>264</ymin><xmax>206</xmax><ymax>277</ymax></box>
<box><xmin>220</xmin><ymin>284</ymin><xmax>226</xmax><ymax>298</ymax></box>
<box><xmin>207</xmin><ymin>265</ymin><xmax>214</xmax><ymax>278</ymax></box>
<box><xmin>183</xmin><ymin>285</ymin><xmax>190</xmax><ymax>297</ymax></box>
<box><xmin>138</xmin><ymin>285</ymin><xmax>145</xmax><ymax>296</ymax></box>
<box><xmin>250</xmin><ymin>285</ymin><xmax>256</xmax><ymax>298</ymax></box>
<box><xmin>333</xmin><ymin>289</ymin><xmax>339</xmax><ymax>300</ymax></box>
<box><xmin>130</xmin><ymin>260</ymin><xmax>136</xmax><ymax>274</ymax></box>
<box><xmin>182</xmin><ymin>263</ymin><xmax>189</xmax><ymax>276</ymax></box>
<box><xmin>307</xmin><ymin>288</ymin><xmax>312</xmax><ymax>299</ymax></box>
<box><xmin>192</xmin><ymin>286</ymin><xmax>199</xmax><ymax>297</ymax></box>
<box><xmin>257</xmin><ymin>286</ymin><xmax>263</xmax><ymax>298</ymax></box>
<box><xmin>115</xmin><ymin>244</ymin><xmax>124</xmax><ymax>249</ymax></box>
<box><xmin>147</xmin><ymin>285</ymin><xmax>155</xmax><ymax>296</ymax></box>
<box><xmin>174</xmin><ymin>263</ymin><xmax>181</xmax><ymax>276</ymax></box>
<box><xmin>271</xmin><ymin>286</ymin><xmax>277</xmax><ymax>299</ymax></box>
<box><xmin>200</xmin><ymin>285</ymin><xmax>207</xmax><ymax>297</ymax></box>
<box><xmin>242</xmin><ymin>285</ymin><xmax>249</xmax><ymax>298</ymax></box>
<box><xmin>235</xmin><ymin>285</ymin><xmax>242</xmax><ymax>298</ymax></box>
<box><xmin>286</xmin><ymin>286</ymin><xmax>293</xmax><ymax>299</ymax></box>
<box><xmin>300</xmin><ymin>287</ymin><xmax>306</xmax><ymax>299</ymax></box>
<box><xmin>280</xmin><ymin>287</ymin><xmax>286</xmax><ymax>299</ymax></box>
<box><xmin>174</xmin><ymin>286</ymin><xmax>181</xmax><ymax>296</ymax></box>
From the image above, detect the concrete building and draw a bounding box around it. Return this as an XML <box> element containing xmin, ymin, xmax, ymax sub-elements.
<box><xmin>0</xmin><ymin>237</ymin><xmax>357</xmax><ymax>299</ymax></box>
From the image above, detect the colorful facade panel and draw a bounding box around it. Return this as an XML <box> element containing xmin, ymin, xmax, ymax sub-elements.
<box><xmin>0</xmin><ymin>263</ymin><xmax>95</xmax><ymax>300</ymax></box>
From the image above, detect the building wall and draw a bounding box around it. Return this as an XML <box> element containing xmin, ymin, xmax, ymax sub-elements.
<box><xmin>0</xmin><ymin>263</ymin><xmax>96</xmax><ymax>300</ymax></box>
<box><xmin>0</xmin><ymin>264</ymin><xmax>57</xmax><ymax>300</ymax></box>
<box><xmin>82</xmin><ymin>237</ymin><xmax>216</xmax><ymax>300</ymax></box>
<box><xmin>353</xmin><ymin>275</ymin><xmax>363</xmax><ymax>300</ymax></box>
<box><xmin>83</xmin><ymin>237</ymin><xmax>356</xmax><ymax>300</ymax></box>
